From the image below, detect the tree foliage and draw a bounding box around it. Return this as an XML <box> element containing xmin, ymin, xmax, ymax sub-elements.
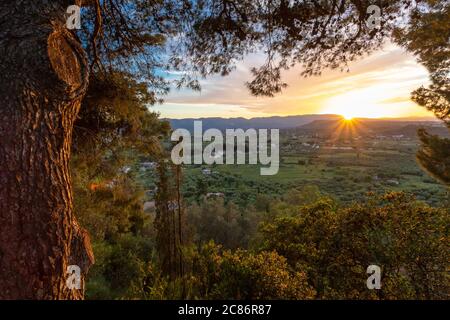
<box><xmin>77</xmin><ymin>1</ymin><xmax>421</xmax><ymax>97</ymax></box>
<box><xmin>394</xmin><ymin>0</ymin><xmax>450</xmax><ymax>184</ymax></box>
<box><xmin>189</xmin><ymin>242</ymin><xmax>315</xmax><ymax>299</ymax></box>
<box><xmin>71</xmin><ymin>70</ymin><xmax>167</xmax><ymax>298</ymax></box>
<box><xmin>188</xmin><ymin>198</ymin><xmax>259</xmax><ymax>249</ymax></box>
<box><xmin>259</xmin><ymin>192</ymin><xmax>449</xmax><ymax>299</ymax></box>
<box><xmin>175</xmin><ymin>0</ymin><xmax>414</xmax><ymax>96</ymax></box>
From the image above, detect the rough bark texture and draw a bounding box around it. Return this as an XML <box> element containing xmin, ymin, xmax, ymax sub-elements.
<box><xmin>0</xmin><ymin>1</ymin><xmax>94</xmax><ymax>299</ymax></box>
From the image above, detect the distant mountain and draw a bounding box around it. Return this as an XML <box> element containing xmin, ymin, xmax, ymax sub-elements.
<box><xmin>382</xmin><ymin>123</ymin><xmax>450</xmax><ymax>137</ymax></box>
<box><xmin>166</xmin><ymin>115</ymin><xmax>447</xmax><ymax>139</ymax></box>
<box><xmin>292</xmin><ymin>118</ymin><xmax>448</xmax><ymax>138</ymax></box>
<box><xmin>166</xmin><ymin>114</ymin><xmax>342</xmax><ymax>132</ymax></box>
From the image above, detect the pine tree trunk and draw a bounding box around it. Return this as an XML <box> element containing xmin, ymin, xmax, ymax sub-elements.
<box><xmin>0</xmin><ymin>1</ymin><xmax>94</xmax><ymax>299</ymax></box>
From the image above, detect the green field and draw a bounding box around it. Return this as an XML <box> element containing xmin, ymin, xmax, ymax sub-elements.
<box><xmin>136</xmin><ymin>136</ymin><xmax>448</xmax><ymax>207</ymax></box>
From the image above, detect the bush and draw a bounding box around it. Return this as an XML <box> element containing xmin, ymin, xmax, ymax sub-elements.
<box><xmin>259</xmin><ymin>192</ymin><xmax>449</xmax><ymax>299</ymax></box>
<box><xmin>190</xmin><ymin>242</ymin><xmax>315</xmax><ymax>299</ymax></box>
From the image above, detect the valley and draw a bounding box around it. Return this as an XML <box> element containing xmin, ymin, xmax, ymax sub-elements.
<box><xmin>137</xmin><ymin>116</ymin><xmax>449</xmax><ymax>207</ymax></box>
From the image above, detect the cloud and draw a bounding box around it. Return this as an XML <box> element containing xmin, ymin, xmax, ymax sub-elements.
<box><xmin>380</xmin><ymin>96</ymin><xmax>412</xmax><ymax>104</ymax></box>
<box><xmin>154</xmin><ymin>43</ymin><xmax>432</xmax><ymax>118</ymax></box>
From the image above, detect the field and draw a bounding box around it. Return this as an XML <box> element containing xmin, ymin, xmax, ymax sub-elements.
<box><xmin>136</xmin><ymin>131</ymin><xmax>448</xmax><ymax>207</ymax></box>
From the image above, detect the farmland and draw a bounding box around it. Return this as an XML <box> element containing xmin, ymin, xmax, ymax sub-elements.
<box><xmin>137</xmin><ymin>120</ymin><xmax>449</xmax><ymax>207</ymax></box>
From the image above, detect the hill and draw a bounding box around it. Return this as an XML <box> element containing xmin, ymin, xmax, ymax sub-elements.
<box><xmin>291</xmin><ymin>118</ymin><xmax>447</xmax><ymax>139</ymax></box>
<box><xmin>166</xmin><ymin>114</ymin><xmax>342</xmax><ymax>131</ymax></box>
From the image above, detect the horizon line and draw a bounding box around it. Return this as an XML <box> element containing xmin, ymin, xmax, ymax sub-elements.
<box><xmin>163</xmin><ymin>114</ymin><xmax>438</xmax><ymax>121</ymax></box>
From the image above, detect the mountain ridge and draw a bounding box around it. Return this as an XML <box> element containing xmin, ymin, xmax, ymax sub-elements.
<box><xmin>166</xmin><ymin>114</ymin><xmax>440</xmax><ymax>132</ymax></box>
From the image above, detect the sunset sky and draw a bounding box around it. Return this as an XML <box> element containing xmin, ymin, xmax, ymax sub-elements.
<box><xmin>153</xmin><ymin>43</ymin><xmax>435</xmax><ymax>120</ymax></box>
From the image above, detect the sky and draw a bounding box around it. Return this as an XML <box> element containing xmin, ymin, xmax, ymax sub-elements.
<box><xmin>152</xmin><ymin>43</ymin><xmax>435</xmax><ymax>120</ymax></box>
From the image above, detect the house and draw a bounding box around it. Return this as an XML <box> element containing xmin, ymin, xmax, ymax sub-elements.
<box><xmin>145</xmin><ymin>187</ymin><xmax>158</xmax><ymax>197</ymax></box>
<box><xmin>120</xmin><ymin>166</ymin><xmax>132</xmax><ymax>174</ymax></box>
<box><xmin>386</xmin><ymin>179</ymin><xmax>400</xmax><ymax>186</ymax></box>
<box><xmin>202</xmin><ymin>168</ymin><xmax>212</xmax><ymax>175</ymax></box>
<box><xmin>143</xmin><ymin>201</ymin><xmax>156</xmax><ymax>212</ymax></box>
<box><xmin>140</xmin><ymin>161</ymin><xmax>157</xmax><ymax>171</ymax></box>
<box><xmin>89</xmin><ymin>179</ymin><xmax>117</xmax><ymax>191</ymax></box>
<box><xmin>206</xmin><ymin>192</ymin><xmax>225</xmax><ymax>198</ymax></box>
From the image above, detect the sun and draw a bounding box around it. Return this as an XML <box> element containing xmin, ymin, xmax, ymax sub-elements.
<box><xmin>321</xmin><ymin>88</ymin><xmax>400</xmax><ymax>119</ymax></box>
<box><xmin>342</xmin><ymin>113</ymin><xmax>354</xmax><ymax>121</ymax></box>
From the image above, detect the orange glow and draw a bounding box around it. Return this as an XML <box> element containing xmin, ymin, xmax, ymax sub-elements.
<box><xmin>321</xmin><ymin>88</ymin><xmax>399</xmax><ymax>119</ymax></box>
<box><xmin>342</xmin><ymin>115</ymin><xmax>354</xmax><ymax>121</ymax></box>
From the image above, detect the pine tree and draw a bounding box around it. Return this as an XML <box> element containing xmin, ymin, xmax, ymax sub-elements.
<box><xmin>154</xmin><ymin>161</ymin><xmax>187</xmax><ymax>281</ymax></box>
<box><xmin>394</xmin><ymin>1</ymin><xmax>450</xmax><ymax>184</ymax></box>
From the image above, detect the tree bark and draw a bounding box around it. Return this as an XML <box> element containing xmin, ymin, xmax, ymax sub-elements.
<box><xmin>0</xmin><ymin>1</ymin><xmax>94</xmax><ymax>299</ymax></box>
